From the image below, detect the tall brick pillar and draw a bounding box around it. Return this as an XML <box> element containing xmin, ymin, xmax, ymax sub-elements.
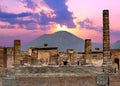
<box><xmin>85</xmin><ymin>39</ymin><xmax>92</xmax><ymax>54</ymax></box>
<box><xmin>14</xmin><ymin>40</ymin><xmax>21</xmax><ymax>64</ymax></box>
<box><xmin>103</xmin><ymin>10</ymin><xmax>111</xmax><ymax>65</ymax></box>
<box><xmin>85</xmin><ymin>39</ymin><xmax>92</xmax><ymax>64</ymax></box>
<box><xmin>0</xmin><ymin>47</ymin><xmax>7</xmax><ymax>74</ymax></box>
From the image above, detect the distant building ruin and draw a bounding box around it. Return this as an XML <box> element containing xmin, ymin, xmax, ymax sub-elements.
<box><xmin>28</xmin><ymin>45</ymin><xmax>58</xmax><ymax>65</ymax></box>
<box><xmin>0</xmin><ymin>40</ymin><xmax>20</xmax><ymax>73</ymax></box>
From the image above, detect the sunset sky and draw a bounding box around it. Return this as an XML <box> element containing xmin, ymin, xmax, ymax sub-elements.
<box><xmin>0</xmin><ymin>0</ymin><xmax>120</xmax><ymax>46</ymax></box>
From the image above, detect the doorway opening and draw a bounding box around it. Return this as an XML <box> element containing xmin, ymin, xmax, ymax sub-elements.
<box><xmin>114</xmin><ymin>58</ymin><xmax>119</xmax><ymax>69</ymax></box>
<box><xmin>77</xmin><ymin>61</ymin><xmax>79</xmax><ymax>65</ymax></box>
<box><xmin>63</xmin><ymin>61</ymin><xmax>68</xmax><ymax>65</ymax></box>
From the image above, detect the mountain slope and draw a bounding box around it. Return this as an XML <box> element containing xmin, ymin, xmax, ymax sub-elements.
<box><xmin>22</xmin><ymin>31</ymin><xmax>102</xmax><ymax>51</ymax></box>
<box><xmin>111</xmin><ymin>40</ymin><xmax>120</xmax><ymax>49</ymax></box>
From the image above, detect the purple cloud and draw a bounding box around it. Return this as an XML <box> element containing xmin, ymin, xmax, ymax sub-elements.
<box><xmin>78</xmin><ymin>18</ymin><xmax>102</xmax><ymax>32</ymax></box>
<box><xmin>44</xmin><ymin>0</ymin><xmax>76</xmax><ymax>28</ymax></box>
<box><xmin>0</xmin><ymin>11</ymin><xmax>37</xmax><ymax>30</ymax></box>
<box><xmin>0</xmin><ymin>12</ymin><xmax>34</xmax><ymax>26</ymax></box>
<box><xmin>21</xmin><ymin>0</ymin><xmax>37</xmax><ymax>10</ymax></box>
<box><xmin>110</xmin><ymin>30</ymin><xmax>120</xmax><ymax>39</ymax></box>
<box><xmin>0</xmin><ymin>0</ymin><xmax>76</xmax><ymax>31</ymax></box>
<box><xmin>0</xmin><ymin>12</ymin><xmax>32</xmax><ymax>18</ymax></box>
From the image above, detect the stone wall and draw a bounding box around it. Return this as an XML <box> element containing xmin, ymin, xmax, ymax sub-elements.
<box><xmin>6</xmin><ymin>47</ymin><xmax>14</xmax><ymax>67</ymax></box>
<box><xmin>3</xmin><ymin>66</ymin><xmax>103</xmax><ymax>75</ymax></box>
<box><xmin>2</xmin><ymin>66</ymin><xmax>103</xmax><ymax>86</ymax></box>
<box><xmin>2</xmin><ymin>77</ymin><xmax>18</xmax><ymax>86</ymax></box>
<box><xmin>109</xmin><ymin>76</ymin><xmax>120</xmax><ymax>86</ymax></box>
<box><xmin>30</xmin><ymin>47</ymin><xmax>58</xmax><ymax>65</ymax></box>
<box><xmin>2</xmin><ymin>76</ymin><xmax>96</xmax><ymax>86</ymax></box>
<box><xmin>3</xmin><ymin>74</ymin><xmax>120</xmax><ymax>86</ymax></box>
<box><xmin>111</xmin><ymin>49</ymin><xmax>120</xmax><ymax>71</ymax></box>
<box><xmin>2</xmin><ymin>66</ymin><xmax>120</xmax><ymax>86</ymax></box>
<box><xmin>0</xmin><ymin>47</ymin><xmax>6</xmax><ymax>74</ymax></box>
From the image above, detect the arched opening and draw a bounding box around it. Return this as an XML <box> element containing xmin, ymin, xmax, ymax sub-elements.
<box><xmin>114</xmin><ymin>58</ymin><xmax>119</xmax><ymax>69</ymax></box>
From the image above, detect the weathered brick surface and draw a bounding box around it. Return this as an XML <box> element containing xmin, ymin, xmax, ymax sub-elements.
<box><xmin>5</xmin><ymin>66</ymin><xmax>102</xmax><ymax>74</ymax></box>
<box><xmin>3</xmin><ymin>66</ymin><xmax>120</xmax><ymax>86</ymax></box>
<box><xmin>2</xmin><ymin>77</ymin><xmax>18</xmax><ymax>86</ymax></box>
<box><xmin>109</xmin><ymin>76</ymin><xmax>120</xmax><ymax>86</ymax></box>
<box><xmin>0</xmin><ymin>47</ymin><xmax>5</xmax><ymax>74</ymax></box>
<box><xmin>18</xmin><ymin>76</ymin><xmax>96</xmax><ymax>86</ymax></box>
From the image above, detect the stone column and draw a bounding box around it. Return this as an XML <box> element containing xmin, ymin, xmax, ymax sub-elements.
<box><xmin>14</xmin><ymin>40</ymin><xmax>21</xmax><ymax>64</ymax></box>
<box><xmin>85</xmin><ymin>39</ymin><xmax>92</xmax><ymax>54</ymax></box>
<box><xmin>103</xmin><ymin>10</ymin><xmax>111</xmax><ymax>65</ymax></box>
<box><xmin>0</xmin><ymin>47</ymin><xmax>7</xmax><ymax>74</ymax></box>
<box><xmin>85</xmin><ymin>39</ymin><xmax>92</xmax><ymax>64</ymax></box>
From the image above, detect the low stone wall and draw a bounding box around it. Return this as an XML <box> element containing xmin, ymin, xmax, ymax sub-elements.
<box><xmin>3</xmin><ymin>66</ymin><xmax>117</xmax><ymax>86</ymax></box>
<box><xmin>3</xmin><ymin>66</ymin><xmax>103</xmax><ymax>76</ymax></box>
<box><xmin>2</xmin><ymin>76</ymin><xmax>96</xmax><ymax>86</ymax></box>
<box><xmin>109</xmin><ymin>76</ymin><xmax>120</xmax><ymax>86</ymax></box>
<box><xmin>2</xmin><ymin>77</ymin><xmax>18</xmax><ymax>86</ymax></box>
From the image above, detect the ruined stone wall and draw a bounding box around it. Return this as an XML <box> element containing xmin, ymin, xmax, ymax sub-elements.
<box><xmin>109</xmin><ymin>76</ymin><xmax>120</xmax><ymax>86</ymax></box>
<box><xmin>6</xmin><ymin>47</ymin><xmax>14</xmax><ymax>67</ymax></box>
<box><xmin>0</xmin><ymin>47</ymin><xmax>14</xmax><ymax>73</ymax></box>
<box><xmin>0</xmin><ymin>47</ymin><xmax>5</xmax><ymax>74</ymax></box>
<box><xmin>59</xmin><ymin>52</ymin><xmax>84</xmax><ymax>66</ymax></box>
<box><xmin>2</xmin><ymin>76</ymin><xmax>96</xmax><ymax>86</ymax></box>
<box><xmin>2</xmin><ymin>66</ymin><xmax>120</xmax><ymax>86</ymax></box>
<box><xmin>58</xmin><ymin>52</ymin><xmax>71</xmax><ymax>65</ymax></box>
<box><xmin>3</xmin><ymin>66</ymin><xmax>103</xmax><ymax>76</ymax></box>
<box><xmin>51</xmin><ymin>49</ymin><xmax>58</xmax><ymax>65</ymax></box>
<box><xmin>2</xmin><ymin>66</ymin><xmax>104</xmax><ymax>86</ymax></box>
<box><xmin>20</xmin><ymin>51</ymin><xmax>31</xmax><ymax>65</ymax></box>
<box><xmin>111</xmin><ymin>49</ymin><xmax>120</xmax><ymax>71</ymax></box>
<box><xmin>71</xmin><ymin>52</ymin><xmax>84</xmax><ymax>65</ymax></box>
<box><xmin>32</xmin><ymin>49</ymin><xmax>58</xmax><ymax>65</ymax></box>
<box><xmin>17</xmin><ymin>76</ymin><xmax>96</xmax><ymax>86</ymax></box>
<box><xmin>3</xmin><ymin>75</ymin><xmax>120</xmax><ymax>86</ymax></box>
<box><xmin>2</xmin><ymin>77</ymin><xmax>18</xmax><ymax>86</ymax></box>
<box><xmin>37</xmin><ymin>51</ymin><xmax>50</xmax><ymax>65</ymax></box>
<box><xmin>91</xmin><ymin>52</ymin><xmax>103</xmax><ymax>66</ymax></box>
<box><xmin>59</xmin><ymin>51</ymin><xmax>103</xmax><ymax>66</ymax></box>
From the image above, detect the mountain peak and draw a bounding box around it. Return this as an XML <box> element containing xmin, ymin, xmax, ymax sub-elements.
<box><xmin>53</xmin><ymin>31</ymin><xmax>74</xmax><ymax>36</ymax></box>
<box><xmin>54</xmin><ymin>31</ymin><xmax>70</xmax><ymax>34</ymax></box>
<box><xmin>22</xmin><ymin>31</ymin><xmax>102</xmax><ymax>51</ymax></box>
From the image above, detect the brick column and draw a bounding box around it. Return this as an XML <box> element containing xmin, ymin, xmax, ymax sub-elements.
<box><xmin>103</xmin><ymin>10</ymin><xmax>111</xmax><ymax>65</ymax></box>
<box><xmin>14</xmin><ymin>40</ymin><xmax>21</xmax><ymax>64</ymax></box>
<box><xmin>85</xmin><ymin>39</ymin><xmax>92</xmax><ymax>64</ymax></box>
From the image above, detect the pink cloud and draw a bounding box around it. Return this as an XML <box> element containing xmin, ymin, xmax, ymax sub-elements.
<box><xmin>0</xmin><ymin>28</ymin><xmax>46</xmax><ymax>46</ymax></box>
<box><xmin>0</xmin><ymin>0</ymin><xmax>32</xmax><ymax>14</ymax></box>
<box><xmin>71</xmin><ymin>28</ymin><xmax>102</xmax><ymax>44</ymax></box>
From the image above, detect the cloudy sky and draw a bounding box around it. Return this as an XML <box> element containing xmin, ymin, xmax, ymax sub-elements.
<box><xmin>0</xmin><ymin>0</ymin><xmax>120</xmax><ymax>46</ymax></box>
